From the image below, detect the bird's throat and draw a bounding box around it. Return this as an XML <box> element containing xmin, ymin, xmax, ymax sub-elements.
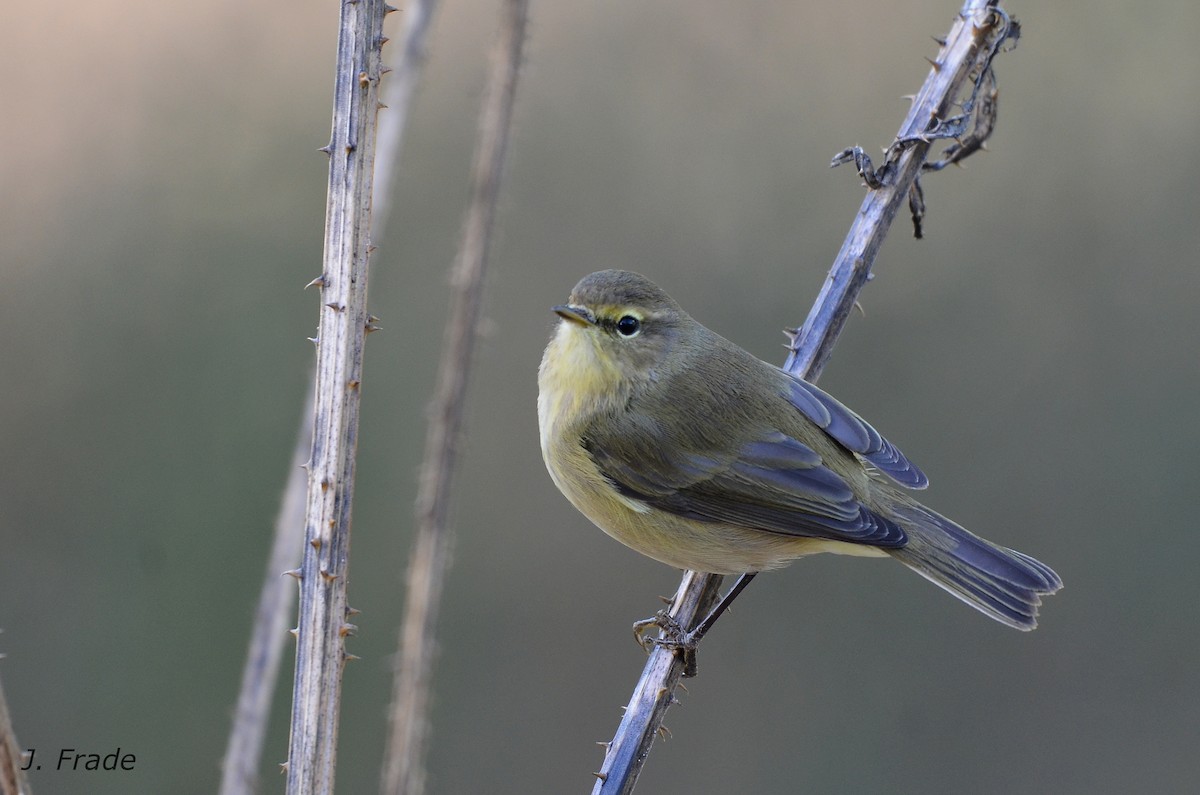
<box><xmin>538</xmin><ymin>322</ymin><xmax>628</xmax><ymax>442</ymax></box>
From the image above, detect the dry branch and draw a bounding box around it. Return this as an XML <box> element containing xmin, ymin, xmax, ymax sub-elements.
<box><xmin>592</xmin><ymin>2</ymin><xmax>1018</xmax><ymax>792</ymax></box>
<box><xmin>285</xmin><ymin>1</ymin><xmax>390</xmax><ymax>792</ymax></box>
<box><xmin>381</xmin><ymin>2</ymin><xmax>530</xmax><ymax>793</ymax></box>
<box><xmin>373</xmin><ymin>0</ymin><xmax>440</xmax><ymax>234</ymax></box>
<box><xmin>0</xmin><ymin>669</ymin><xmax>31</xmax><ymax>795</ymax></box>
<box><xmin>222</xmin><ymin>2</ymin><xmax>444</xmax><ymax>789</ymax></box>
<box><xmin>218</xmin><ymin>389</ymin><xmax>310</xmax><ymax>795</ymax></box>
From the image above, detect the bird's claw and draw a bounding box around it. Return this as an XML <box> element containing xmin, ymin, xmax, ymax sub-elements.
<box><xmin>631</xmin><ymin>610</ymin><xmax>700</xmax><ymax>676</ymax></box>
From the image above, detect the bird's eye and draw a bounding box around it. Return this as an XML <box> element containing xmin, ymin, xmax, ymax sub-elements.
<box><xmin>615</xmin><ymin>315</ymin><xmax>641</xmax><ymax>337</ymax></box>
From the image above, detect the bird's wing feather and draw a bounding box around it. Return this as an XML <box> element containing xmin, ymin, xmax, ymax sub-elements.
<box><xmin>584</xmin><ymin>423</ymin><xmax>907</xmax><ymax>548</ymax></box>
<box><xmin>784</xmin><ymin>376</ymin><xmax>928</xmax><ymax>489</ymax></box>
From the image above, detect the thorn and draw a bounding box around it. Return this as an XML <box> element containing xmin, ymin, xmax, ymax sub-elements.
<box><xmin>283</xmin><ymin>568</ymin><xmax>302</xmax><ymax>580</ymax></box>
<box><xmin>853</xmin><ymin>301</ymin><xmax>866</xmax><ymax>317</ymax></box>
<box><xmin>344</xmin><ymin>653</ymin><xmax>361</xmax><ymax>663</ymax></box>
<box><xmin>377</xmin><ymin>101</ymin><xmax>388</xmax><ymax>111</ymax></box>
<box><xmin>339</xmin><ymin>623</ymin><xmax>358</xmax><ymax>637</ymax></box>
<box><xmin>924</xmin><ymin>56</ymin><xmax>942</xmax><ymax>71</ymax></box>
<box><xmin>325</xmin><ymin>302</ymin><xmax>344</xmax><ymax>311</ymax></box>
<box><xmin>379</xmin><ymin>36</ymin><xmax>390</xmax><ymax>46</ymax></box>
<box><xmin>311</xmin><ymin>538</ymin><xmax>322</xmax><ymax>550</ymax></box>
<box><xmin>676</xmin><ymin>682</ymin><xmax>689</xmax><ymax>694</ymax></box>
<box><xmin>899</xmin><ymin>94</ymin><xmax>916</xmax><ymax>102</ymax></box>
<box><xmin>656</xmin><ymin>594</ymin><xmax>672</xmax><ymax>606</ymax></box>
<box><xmin>347</xmin><ymin>606</ymin><xmax>362</xmax><ymax>617</ymax></box>
<box><xmin>348</xmin><ymin>380</ymin><xmax>361</xmax><ymax>391</ymax></box>
<box><xmin>288</xmin><ymin>628</ymin><xmax>299</xmax><ymax>639</ymax></box>
<box><xmin>366</xmin><ymin>244</ymin><xmax>378</xmax><ymax>254</ymax></box>
<box><xmin>280</xmin><ymin>762</ymin><xmax>289</xmax><ymax>774</ymax></box>
<box><xmin>320</xmin><ymin>569</ymin><xmax>338</xmax><ymax>583</ymax></box>
<box><xmin>931</xmin><ymin>35</ymin><xmax>947</xmax><ymax>46</ymax></box>
<box><xmin>596</xmin><ymin>741</ymin><xmax>611</xmax><ymax>750</ymax></box>
<box><xmin>656</xmin><ymin>724</ymin><xmax>673</xmax><ymax>740</ymax></box>
<box><xmin>318</xmin><ymin>144</ymin><xmax>332</xmax><ymax>155</ymax></box>
<box><xmin>618</xmin><ymin>706</ymin><xmax>627</xmax><ymax>716</ymax></box>
<box><xmin>656</xmin><ymin>687</ymin><xmax>670</xmax><ymax>700</ymax></box>
<box><xmin>305</xmin><ymin>274</ymin><xmax>327</xmax><ymax>289</ymax></box>
<box><xmin>300</xmin><ymin>460</ymin><xmax>311</xmax><ymax>471</ymax></box>
<box><xmin>307</xmin><ymin>336</ymin><xmax>319</xmax><ymax>345</ymax></box>
<box><xmin>381</xmin><ymin>66</ymin><xmax>393</xmax><ymax>75</ymax></box>
<box><xmin>368</xmin><ymin>314</ymin><xmax>380</xmax><ymax>323</ymax></box>
<box><xmin>365</xmin><ymin>322</ymin><xmax>382</xmax><ymax>334</ymax></box>
<box><xmin>592</xmin><ymin>772</ymin><xmax>608</xmax><ymax>782</ymax></box>
<box><xmin>384</xmin><ymin>3</ymin><xmax>398</xmax><ymax>12</ymax></box>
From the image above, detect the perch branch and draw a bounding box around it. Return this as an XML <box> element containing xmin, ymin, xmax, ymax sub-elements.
<box><xmin>592</xmin><ymin>2</ymin><xmax>1017</xmax><ymax>792</ymax></box>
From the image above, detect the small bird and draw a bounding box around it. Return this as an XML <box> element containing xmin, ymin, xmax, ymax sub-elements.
<box><xmin>538</xmin><ymin>269</ymin><xmax>1061</xmax><ymax>636</ymax></box>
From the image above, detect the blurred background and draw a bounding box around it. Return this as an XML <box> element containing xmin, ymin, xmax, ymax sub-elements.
<box><xmin>2</xmin><ymin>0</ymin><xmax>1197</xmax><ymax>792</ymax></box>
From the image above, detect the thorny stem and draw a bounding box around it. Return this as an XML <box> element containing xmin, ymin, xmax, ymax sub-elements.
<box><xmin>592</xmin><ymin>2</ymin><xmax>1016</xmax><ymax>793</ymax></box>
<box><xmin>285</xmin><ymin>1</ymin><xmax>389</xmax><ymax>792</ymax></box>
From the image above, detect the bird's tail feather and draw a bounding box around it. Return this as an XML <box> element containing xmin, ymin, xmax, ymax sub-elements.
<box><xmin>884</xmin><ymin>500</ymin><xmax>1062</xmax><ymax>630</ymax></box>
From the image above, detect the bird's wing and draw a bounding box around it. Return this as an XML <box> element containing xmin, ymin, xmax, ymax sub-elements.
<box><xmin>584</xmin><ymin>420</ymin><xmax>907</xmax><ymax>548</ymax></box>
<box><xmin>783</xmin><ymin>376</ymin><xmax>928</xmax><ymax>489</ymax></box>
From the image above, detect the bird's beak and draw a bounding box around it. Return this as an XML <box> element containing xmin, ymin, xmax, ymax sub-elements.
<box><xmin>552</xmin><ymin>304</ymin><xmax>595</xmax><ymax>326</ymax></box>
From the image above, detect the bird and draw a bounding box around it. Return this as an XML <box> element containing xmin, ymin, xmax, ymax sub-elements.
<box><xmin>538</xmin><ymin>269</ymin><xmax>1061</xmax><ymax>641</ymax></box>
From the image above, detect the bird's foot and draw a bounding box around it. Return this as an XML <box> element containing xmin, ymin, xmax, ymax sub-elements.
<box><xmin>632</xmin><ymin>610</ymin><xmax>699</xmax><ymax>677</ymax></box>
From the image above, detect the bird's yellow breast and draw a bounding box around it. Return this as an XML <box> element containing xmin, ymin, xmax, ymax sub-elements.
<box><xmin>537</xmin><ymin>320</ymin><xmax>634</xmax><ymax>510</ymax></box>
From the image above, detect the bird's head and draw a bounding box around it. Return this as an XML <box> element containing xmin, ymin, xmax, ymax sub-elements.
<box><xmin>547</xmin><ymin>269</ymin><xmax>692</xmax><ymax>395</ymax></box>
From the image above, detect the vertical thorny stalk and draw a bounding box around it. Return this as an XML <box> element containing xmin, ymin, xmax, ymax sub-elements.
<box><xmin>223</xmin><ymin>1</ymin><xmax>442</xmax><ymax>790</ymax></box>
<box><xmin>285</xmin><ymin>1</ymin><xmax>390</xmax><ymax>793</ymax></box>
<box><xmin>223</xmin><ymin>2</ymin><xmax>443</xmax><ymax>792</ymax></box>
<box><xmin>381</xmin><ymin>3</ymin><xmax>530</xmax><ymax>794</ymax></box>
<box><xmin>0</xmin><ymin>671</ymin><xmax>31</xmax><ymax>795</ymax></box>
<box><xmin>593</xmin><ymin>2</ymin><xmax>1018</xmax><ymax>792</ymax></box>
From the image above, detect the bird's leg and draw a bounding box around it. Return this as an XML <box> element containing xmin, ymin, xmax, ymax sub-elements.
<box><xmin>631</xmin><ymin>592</ymin><xmax>679</xmax><ymax>648</ymax></box>
<box><xmin>632</xmin><ymin>610</ymin><xmax>677</xmax><ymax>650</ymax></box>
<box><xmin>633</xmin><ymin>572</ymin><xmax>759</xmax><ymax>677</ymax></box>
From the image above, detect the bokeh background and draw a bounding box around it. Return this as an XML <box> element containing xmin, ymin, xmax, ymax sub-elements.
<box><xmin>2</xmin><ymin>0</ymin><xmax>1197</xmax><ymax>792</ymax></box>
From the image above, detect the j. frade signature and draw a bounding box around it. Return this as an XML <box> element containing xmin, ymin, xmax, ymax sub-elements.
<box><xmin>21</xmin><ymin>747</ymin><xmax>136</xmax><ymax>772</ymax></box>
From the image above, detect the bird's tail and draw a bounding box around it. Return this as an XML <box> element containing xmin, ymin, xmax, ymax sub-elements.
<box><xmin>883</xmin><ymin>497</ymin><xmax>1062</xmax><ymax>630</ymax></box>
